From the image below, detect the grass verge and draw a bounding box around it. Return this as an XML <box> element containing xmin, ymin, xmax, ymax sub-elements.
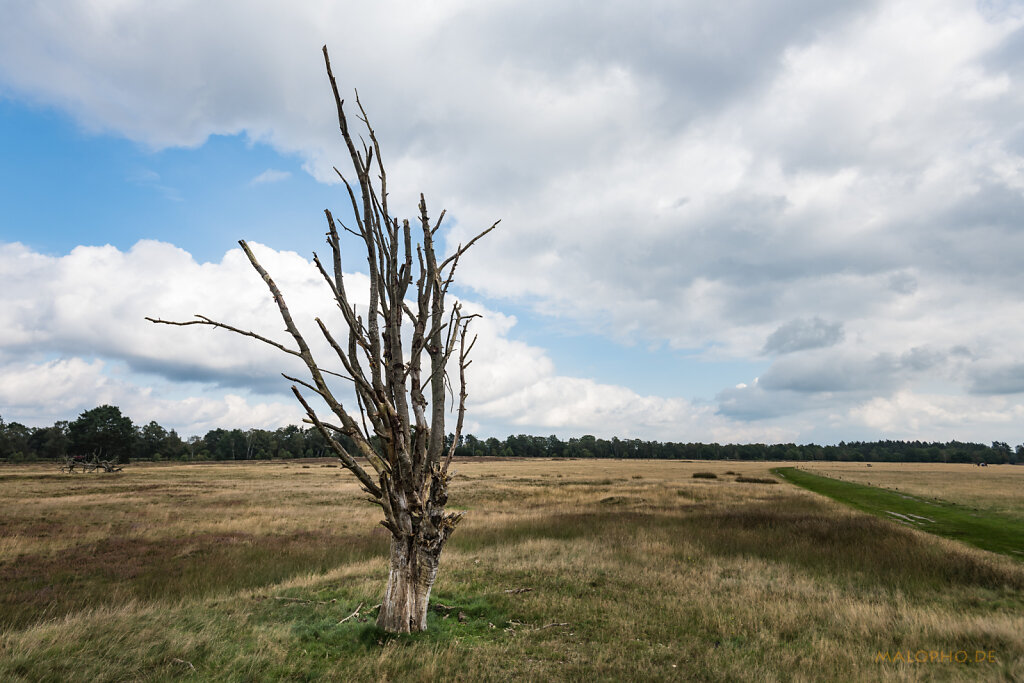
<box><xmin>773</xmin><ymin>467</ymin><xmax>1024</xmax><ymax>561</ymax></box>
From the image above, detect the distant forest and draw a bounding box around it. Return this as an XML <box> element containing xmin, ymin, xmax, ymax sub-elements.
<box><xmin>1</xmin><ymin>405</ymin><xmax>1021</xmax><ymax>465</ymax></box>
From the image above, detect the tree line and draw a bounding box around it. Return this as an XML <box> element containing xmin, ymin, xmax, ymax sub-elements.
<box><xmin>455</xmin><ymin>434</ymin><xmax>1023</xmax><ymax>464</ymax></box>
<box><xmin>1</xmin><ymin>405</ymin><xmax>1022</xmax><ymax>464</ymax></box>
<box><xmin>0</xmin><ymin>405</ymin><xmax>337</xmax><ymax>464</ymax></box>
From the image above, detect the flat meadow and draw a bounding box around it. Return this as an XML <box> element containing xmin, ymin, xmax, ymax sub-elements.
<box><xmin>0</xmin><ymin>458</ymin><xmax>1021</xmax><ymax>681</ymax></box>
<box><xmin>801</xmin><ymin>461</ymin><xmax>1024</xmax><ymax>523</ymax></box>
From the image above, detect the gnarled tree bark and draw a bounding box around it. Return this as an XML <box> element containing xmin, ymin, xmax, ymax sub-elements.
<box><xmin>147</xmin><ymin>45</ymin><xmax>496</xmax><ymax>633</ymax></box>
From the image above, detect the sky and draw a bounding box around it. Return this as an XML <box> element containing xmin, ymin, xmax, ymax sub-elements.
<box><xmin>2</xmin><ymin>0</ymin><xmax>1024</xmax><ymax>445</ymax></box>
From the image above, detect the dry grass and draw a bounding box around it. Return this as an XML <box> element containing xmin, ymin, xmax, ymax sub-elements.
<box><xmin>802</xmin><ymin>462</ymin><xmax>1024</xmax><ymax>522</ymax></box>
<box><xmin>0</xmin><ymin>458</ymin><xmax>1021</xmax><ymax>681</ymax></box>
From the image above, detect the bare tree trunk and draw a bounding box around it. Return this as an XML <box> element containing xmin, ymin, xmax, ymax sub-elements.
<box><xmin>377</xmin><ymin>537</ymin><xmax>440</xmax><ymax>632</ymax></box>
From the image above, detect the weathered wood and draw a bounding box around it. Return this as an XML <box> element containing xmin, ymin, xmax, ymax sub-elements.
<box><xmin>337</xmin><ymin>602</ymin><xmax>364</xmax><ymax>624</ymax></box>
<box><xmin>59</xmin><ymin>453</ymin><xmax>122</xmax><ymax>474</ymax></box>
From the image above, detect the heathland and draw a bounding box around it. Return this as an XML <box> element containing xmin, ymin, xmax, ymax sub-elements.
<box><xmin>776</xmin><ymin>466</ymin><xmax>1024</xmax><ymax>560</ymax></box>
<box><xmin>1</xmin><ymin>459</ymin><xmax>1021</xmax><ymax>681</ymax></box>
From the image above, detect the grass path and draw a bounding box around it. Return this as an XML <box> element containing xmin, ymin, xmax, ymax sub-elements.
<box><xmin>773</xmin><ymin>467</ymin><xmax>1024</xmax><ymax>560</ymax></box>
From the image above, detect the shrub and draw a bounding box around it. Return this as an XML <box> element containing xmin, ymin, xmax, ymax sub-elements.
<box><xmin>735</xmin><ymin>476</ymin><xmax>778</xmax><ymax>485</ymax></box>
<box><xmin>692</xmin><ymin>472</ymin><xmax>718</xmax><ymax>479</ymax></box>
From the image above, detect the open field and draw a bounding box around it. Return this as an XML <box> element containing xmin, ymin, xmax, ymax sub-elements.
<box><xmin>1</xmin><ymin>459</ymin><xmax>1022</xmax><ymax>681</ymax></box>
<box><xmin>775</xmin><ymin>467</ymin><xmax>1024</xmax><ymax>560</ymax></box>
<box><xmin>800</xmin><ymin>462</ymin><xmax>1024</xmax><ymax>523</ymax></box>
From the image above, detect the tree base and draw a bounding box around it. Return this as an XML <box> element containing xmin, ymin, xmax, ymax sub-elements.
<box><xmin>377</xmin><ymin>536</ymin><xmax>440</xmax><ymax>633</ymax></box>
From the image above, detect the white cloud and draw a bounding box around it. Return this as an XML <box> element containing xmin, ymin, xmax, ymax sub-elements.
<box><xmin>0</xmin><ymin>357</ymin><xmax>110</xmax><ymax>417</ymax></box>
<box><xmin>0</xmin><ymin>356</ymin><xmax>302</xmax><ymax>434</ymax></box>
<box><xmin>850</xmin><ymin>392</ymin><xmax>1024</xmax><ymax>441</ymax></box>
<box><xmin>470</xmin><ymin>375</ymin><xmax>793</xmax><ymax>443</ymax></box>
<box><xmin>249</xmin><ymin>168</ymin><xmax>291</xmax><ymax>185</ymax></box>
<box><xmin>2</xmin><ymin>1</ymin><xmax>1024</xmax><ymax>441</ymax></box>
<box><xmin>0</xmin><ymin>240</ymin><xmax>784</xmax><ymax>441</ymax></box>
<box><xmin>0</xmin><ymin>239</ymin><xmax>337</xmax><ymax>396</ymax></box>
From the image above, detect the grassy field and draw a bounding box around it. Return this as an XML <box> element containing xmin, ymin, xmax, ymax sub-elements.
<box><xmin>774</xmin><ymin>467</ymin><xmax>1024</xmax><ymax>560</ymax></box>
<box><xmin>800</xmin><ymin>461</ymin><xmax>1024</xmax><ymax>523</ymax></box>
<box><xmin>1</xmin><ymin>459</ymin><xmax>1022</xmax><ymax>681</ymax></box>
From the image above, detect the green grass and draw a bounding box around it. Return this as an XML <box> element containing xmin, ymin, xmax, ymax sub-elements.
<box><xmin>773</xmin><ymin>467</ymin><xmax>1024</xmax><ymax>560</ymax></box>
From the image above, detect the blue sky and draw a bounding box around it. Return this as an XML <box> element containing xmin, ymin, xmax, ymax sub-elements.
<box><xmin>1</xmin><ymin>100</ymin><xmax>330</xmax><ymax>261</ymax></box>
<box><xmin>2</xmin><ymin>1</ymin><xmax>1024</xmax><ymax>445</ymax></box>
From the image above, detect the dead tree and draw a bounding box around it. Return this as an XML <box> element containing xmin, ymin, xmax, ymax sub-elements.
<box><xmin>147</xmin><ymin>46</ymin><xmax>497</xmax><ymax>634</ymax></box>
<box><xmin>94</xmin><ymin>455</ymin><xmax>123</xmax><ymax>473</ymax></box>
<box><xmin>60</xmin><ymin>450</ymin><xmax>123</xmax><ymax>474</ymax></box>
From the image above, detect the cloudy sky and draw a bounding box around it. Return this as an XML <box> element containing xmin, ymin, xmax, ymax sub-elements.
<box><xmin>2</xmin><ymin>0</ymin><xmax>1024</xmax><ymax>445</ymax></box>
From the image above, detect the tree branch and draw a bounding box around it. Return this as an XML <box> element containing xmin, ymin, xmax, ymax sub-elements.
<box><xmin>291</xmin><ymin>386</ymin><xmax>381</xmax><ymax>497</ymax></box>
<box><xmin>145</xmin><ymin>315</ymin><xmax>301</xmax><ymax>358</ymax></box>
<box><xmin>439</xmin><ymin>221</ymin><xmax>500</xmax><ymax>272</ymax></box>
